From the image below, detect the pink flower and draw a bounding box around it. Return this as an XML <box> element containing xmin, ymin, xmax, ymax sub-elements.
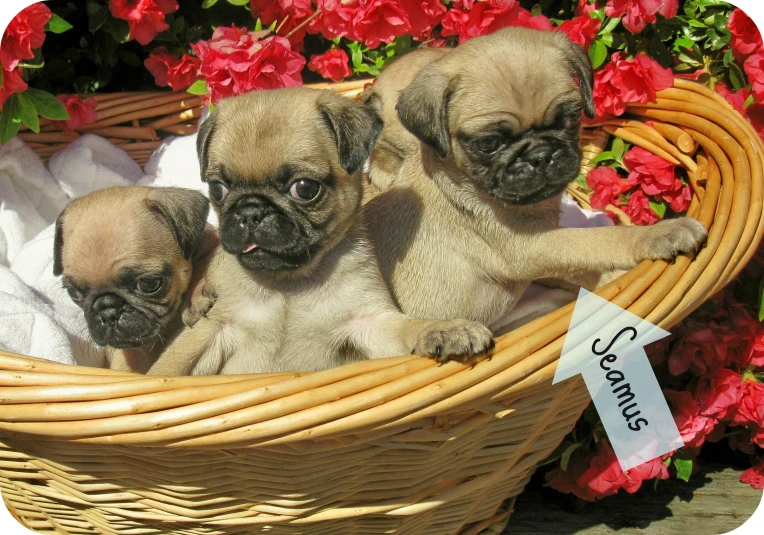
<box><xmin>308</xmin><ymin>49</ymin><xmax>352</xmax><ymax>82</ymax></box>
<box><xmin>0</xmin><ymin>65</ymin><xmax>27</xmax><ymax>109</ymax></box>
<box><xmin>665</xmin><ymin>389</ymin><xmax>716</xmax><ymax>448</ymax></box>
<box><xmin>0</xmin><ymin>2</ymin><xmax>51</xmax><ymax>69</ymax></box>
<box><xmin>605</xmin><ymin>0</ymin><xmax>679</xmax><ymax>34</ymax></box>
<box><xmin>731</xmin><ymin>381</ymin><xmax>764</xmax><ymax>429</ymax></box>
<box><xmin>622</xmin><ymin>189</ymin><xmax>660</xmax><ymax>225</ymax></box>
<box><xmin>593</xmin><ymin>53</ymin><xmax>674</xmax><ymax>118</ymax></box>
<box><xmin>192</xmin><ymin>27</ymin><xmax>305</xmax><ymax>104</ymax></box>
<box><xmin>353</xmin><ymin>0</ymin><xmax>411</xmax><ymax>49</ymax></box>
<box><xmin>586</xmin><ymin>167</ymin><xmax>631</xmax><ymax>209</ymax></box>
<box><xmin>109</xmin><ymin>0</ymin><xmax>179</xmax><ymax>46</ymax></box>
<box><xmin>744</xmin><ymin>51</ymin><xmax>764</xmax><ymax>105</ymax></box>
<box><xmin>144</xmin><ymin>48</ymin><xmax>202</xmax><ymax>91</ymax></box>
<box><xmin>558</xmin><ymin>14</ymin><xmax>601</xmax><ymax>51</ymax></box>
<box><xmin>250</xmin><ymin>0</ymin><xmax>313</xmax><ymax>51</ymax></box>
<box><xmin>694</xmin><ymin>369</ymin><xmax>745</xmax><ymax>421</ymax></box>
<box><xmin>740</xmin><ymin>458</ymin><xmax>764</xmax><ymax>490</ymax></box>
<box><xmin>52</xmin><ymin>95</ymin><xmax>98</xmax><ymax>134</ymax></box>
<box><xmin>441</xmin><ymin>1</ymin><xmax>552</xmax><ymax>44</ymax></box>
<box><xmin>728</xmin><ymin>9</ymin><xmax>763</xmax><ymax>62</ymax></box>
<box><xmin>625</xmin><ymin>146</ymin><xmax>676</xmax><ymax>196</ymax></box>
<box><xmin>668</xmin><ymin>317</ymin><xmax>752</xmax><ymax>377</ymax></box>
<box><xmin>311</xmin><ymin>0</ymin><xmax>357</xmax><ymax>41</ymax></box>
<box><xmin>405</xmin><ymin>0</ymin><xmax>447</xmax><ymax>41</ymax></box>
<box><xmin>577</xmin><ymin>440</ymin><xmax>668</xmax><ymax>499</ymax></box>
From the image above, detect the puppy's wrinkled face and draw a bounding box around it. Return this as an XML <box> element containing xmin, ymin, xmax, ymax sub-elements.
<box><xmin>397</xmin><ymin>27</ymin><xmax>596</xmax><ymax>206</ymax></box>
<box><xmin>198</xmin><ymin>87</ymin><xmax>382</xmax><ymax>276</ymax></box>
<box><xmin>53</xmin><ymin>187</ymin><xmax>209</xmax><ymax>349</ymax></box>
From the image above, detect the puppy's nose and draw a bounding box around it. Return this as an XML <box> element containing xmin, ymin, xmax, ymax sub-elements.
<box><xmin>92</xmin><ymin>294</ymin><xmax>124</xmax><ymax>325</ymax></box>
<box><xmin>234</xmin><ymin>197</ymin><xmax>269</xmax><ymax>228</ymax></box>
<box><xmin>522</xmin><ymin>147</ymin><xmax>549</xmax><ymax>168</ymax></box>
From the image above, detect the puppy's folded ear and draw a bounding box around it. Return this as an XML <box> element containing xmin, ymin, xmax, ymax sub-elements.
<box><xmin>196</xmin><ymin>113</ymin><xmax>218</xmax><ymax>176</ymax></box>
<box><xmin>52</xmin><ymin>206</ymin><xmax>68</xmax><ymax>277</ymax></box>
<box><xmin>396</xmin><ymin>68</ymin><xmax>455</xmax><ymax>158</ymax></box>
<box><xmin>320</xmin><ymin>94</ymin><xmax>383</xmax><ymax>175</ymax></box>
<box><xmin>145</xmin><ymin>188</ymin><xmax>210</xmax><ymax>260</ymax></box>
<box><xmin>560</xmin><ymin>40</ymin><xmax>596</xmax><ymax>120</ymax></box>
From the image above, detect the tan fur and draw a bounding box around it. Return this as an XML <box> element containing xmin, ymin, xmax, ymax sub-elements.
<box><xmin>147</xmin><ymin>88</ymin><xmax>494</xmax><ymax>376</ymax></box>
<box><xmin>55</xmin><ymin>186</ymin><xmax>215</xmax><ymax>373</ymax></box>
<box><xmin>363</xmin><ymin>28</ymin><xmax>708</xmax><ymax>329</ymax></box>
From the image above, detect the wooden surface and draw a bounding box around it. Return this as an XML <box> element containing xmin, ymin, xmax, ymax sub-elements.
<box><xmin>505</xmin><ymin>464</ymin><xmax>763</xmax><ymax>535</ymax></box>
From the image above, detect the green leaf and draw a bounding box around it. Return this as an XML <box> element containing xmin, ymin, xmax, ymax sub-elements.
<box><xmin>202</xmin><ymin>0</ymin><xmax>219</xmax><ymax>8</ymax></box>
<box><xmin>758</xmin><ymin>276</ymin><xmax>764</xmax><ymax>322</ymax></box>
<box><xmin>24</xmin><ymin>88</ymin><xmax>70</xmax><ymax>121</ymax></box>
<box><xmin>589</xmin><ymin>40</ymin><xmax>608</xmax><ymax>70</ymax></box>
<box><xmin>46</xmin><ymin>13</ymin><xmax>73</xmax><ymax>34</ymax></box>
<box><xmin>560</xmin><ymin>442</ymin><xmax>582</xmax><ymax>471</ymax></box>
<box><xmin>674</xmin><ymin>457</ymin><xmax>693</xmax><ymax>482</ymax></box>
<box><xmin>16</xmin><ymin>93</ymin><xmax>40</xmax><ymax>133</ymax></box>
<box><xmin>673</xmin><ymin>36</ymin><xmax>696</xmax><ymax>52</ymax></box>
<box><xmin>0</xmin><ymin>94</ymin><xmax>22</xmax><ymax>144</ymax></box>
<box><xmin>649</xmin><ymin>201</ymin><xmax>667</xmax><ymax>219</ymax></box>
<box><xmin>663</xmin><ymin>457</ymin><xmax>672</xmax><ymax>467</ymax></box>
<box><xmin>602</xmin><ymin>17</ymin><xmax>622</xmax><ymax>35</ymax></box>
<box><xmin>587</xmin><ymin>151</ymin><xmax>616</xmax><ymax>167</ymax></box>
<box><xmin>729</xmin><ymin>64</ymin><xmax>746</xmax><ymax>91</ymax></box>
<box><xmin>88</xmin><ymin>4</ymin><xmax>109</xmax><ymax>34</ymax></box>
<box><xmin>226</xmin><ymin>0</ymin><xmax>250</xmax><ymax>5</ymax></box>
<box><xmin>254</xmin><ymin>18</ymin><xmax>263</xmax><ymax>31</ymax></box>
<box><xmin>187</xmin><ymin>80</ymin><xmax>209</xmax><ymax>95</ymax></box>
<box><xmin>724</xmin><ymin>48</ymin><xmax>735</xmax><ymax>67</ymax></box>
<box><xmin>611</xmin><ymin>137</ymin><xmax>626</xmax><ymax>161</ymax></box>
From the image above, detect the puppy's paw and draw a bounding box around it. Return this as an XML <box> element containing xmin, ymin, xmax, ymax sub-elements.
<box><xmin>182</xmin><ymin>280</ymin><xmax>218</xmax><ymax>328</ymax></box>
<box><xmin>638</xmin><ymin>217</ymin><xmax>707</xmax><ymax>263</ymax></box>
<box><xmin>413</xmin><ymin>320</ymin><xmax>494</xmax><ymax>364</ymax></box>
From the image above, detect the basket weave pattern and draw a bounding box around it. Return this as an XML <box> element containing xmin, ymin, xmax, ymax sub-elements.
<box><xmin>0</xmin><ymin>79</ymin><xmax>762</xmax><ymax>534</ymax></box>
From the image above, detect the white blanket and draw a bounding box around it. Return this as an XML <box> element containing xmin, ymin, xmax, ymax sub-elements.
<box><xmin>0</xmin><ymin>128</ymin><xmax>611</xmax><ymax>368</ymax></box>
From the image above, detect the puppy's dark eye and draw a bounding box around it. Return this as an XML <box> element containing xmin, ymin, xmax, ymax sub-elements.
<box><xmin>66</xmin><ymin>286</ymin><xmax>84</xmax><ymax>303</ymax></box>
<box><xmin>137</xmin><ymin>277</ymin><xmax>163</xmax><ymax>294</ymax></box>
<box><xmin>208</xmin><ymin>181</ymin><xmax>229</xmax><ymax>203</ymax></box>
<box><xmin>289</xmin><ymin>179</ymin><xmax>322</xmax><ymax>202</ymax></box>
<box><xmin>474</xmin><ymin>135</ymin><xmax>503</xmax><ymax>154</ymax></box>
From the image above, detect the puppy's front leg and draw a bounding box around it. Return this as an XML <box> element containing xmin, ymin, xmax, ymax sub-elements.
<box><xmin>348</xmin><ymin>312</ymin><xmax>494</xmax><ymax>363</ymax></box>
<box><xmin>146</xmin><ymin>319</ymin><xmax>224</xmax><ymax>376</ymax></box>
<box><xmin>521</xmin><ymin>217</ymin><xmax>707</xmax><ymax>280</ymax></box>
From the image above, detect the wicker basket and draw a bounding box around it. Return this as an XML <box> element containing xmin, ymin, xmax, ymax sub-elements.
<box><xmin>0</xmin><ymin>78</ymin><xmax>761</xmax><ymax>535</ymax></box>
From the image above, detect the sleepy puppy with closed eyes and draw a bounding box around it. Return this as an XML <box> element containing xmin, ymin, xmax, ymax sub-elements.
<box><xmin>146</xmin><ymin>87</ymin><xmax>494</xmax><ymax>377</ymax></box>
<box><xmin>363</xmin><ymin>27</ymin><xmax>708</xmax><ymax>329</ymax></box>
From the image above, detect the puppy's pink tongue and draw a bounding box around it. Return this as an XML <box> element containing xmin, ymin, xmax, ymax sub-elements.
<box><xmin>242</xmin><ymin>243</ymin><xmax>258</xmax><ymax>254</ymax></box>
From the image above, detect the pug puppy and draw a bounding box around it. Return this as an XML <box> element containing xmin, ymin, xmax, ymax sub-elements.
<box><xmin>363</xmin><ymin>27</ymin><xmax>708</xmax><ymax>328</ymax></box>
<box><xmin>361</xmin><ymin>47</ymin><xmax>450</xmax><ymax>191</ymax></box>
<box><xmin>146</xmin><ymin>87</ymin><xmax>493</xmax><ymax>377</ymax></box>
<box><xmin>53</xmin><ymin>186</ymin><xmax>217</xmax><ymax>373</ymax></box>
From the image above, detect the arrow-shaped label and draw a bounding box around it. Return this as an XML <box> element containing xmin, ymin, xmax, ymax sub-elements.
<box><xmin>554</xmin><ymin>289</ymin><xmax>684</xmax><ymax>471</ymax></box>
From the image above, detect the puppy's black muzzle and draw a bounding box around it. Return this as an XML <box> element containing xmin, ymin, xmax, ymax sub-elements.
<box><xmin>470</xmin><ymin>132</ymin><xmax>581</xmax><ymax>206</ymax></box>
<box><xmin>86</xmin><ymin>293</ymin><xmax>159</xmax><ymax>348</ymax></box>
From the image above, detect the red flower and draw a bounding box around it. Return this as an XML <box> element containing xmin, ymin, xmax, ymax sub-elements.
<box><xmin>586</xmin><ymin>167</ymin><xmax>631</xmax><ymax>209</ymax></box>
<box><xmin>740</xmin><ymin>458</ymin><xmax>764</xmax><ymax>490</ymax></box>
<box><xmin>576</xmin><ymin>0</ymin><xmax>597</xmax><ymax>16</ymax></box>
<box><xmin>605</xmin><ymin>0</ymin><xmax>679</xmax><ymax>34</ymax></box>
<box><xmin>144</xmin><ymin>48</ymin><xmax>202</xmax><ymax>91</ymax></box>
<box><xmin>0</xmin><ymin>65</ymin><xmax>27</xmax><ymax>109</ymax></box>
<box><xmin>593</xmin><ymin>52</ymin><xmax>674</xmax><ymax>118</ymax></box>
<box><xmin>544</xmin><ymin>448</ymin><xmax>598</xmax><ymax>501</ymax></box>
<box><xmin>694</xmin><ymin>369</ymin><xmax>745</xmax><ymax>421</ymax></box>
<box><xmin>668</xmin><ymin>318</ymin><xmax>752</xmax><ymax>377</ymax></box>
<box><xmin>623</xmin><ymin>146</ymin><xmax>691</xmax><ymax>212</ymax></box>
<box><xmin>192</xmin><ymin>27</ymin><xmax>305</xmax><ymax>104</ymax></box>
<box><xmin>744</xmin><ymin>51</ymin><xmax>764</xmax><ymax>105</ymax></box>
<box><xmin>0</xmin><ymin>2</ymin><xmax>51</xmax><ymax>69</ymax></box>
<box><xmin>109</xmin><ymin>0</ymin><xmax>179</xmax><ymax>46</ymax></box>
<box><xmin>622</xmin><ymin>189</ymin><xmax>660</xmax><ymax>225</ymax></box>
<box><xmin>353</xmin><ymin>0</ymin><xmax>411</xmax><ymax>49</ymax></box>
<box><xmin>308</xmin><ymin>49</ymin><xmax>352</xmax><ymax>82</ymax></box>
<box><xmin>577</xmin><ymin>440</ymin><xmax>668</xmax><ymax>499</ymax></box>
<box><xmin>746</xmin><ymin>323</ymin><xmax>764</xmax><ymax>367</ymax></box>
<box><xmin>405</xmin><ymin>0</ymin><xmax>448</xmax><ymax>41</ymax></box>
<box><xmin>250</xmin><ymin>0</ymin><xmax>313</xmax><ymax>51</ymax></box>
<box><xmin>52</xmin><ymin>95</ymin><xmax>98</xmax><ymax>134</ymax></box>
<box><xmin>716</xmin><ymin>85</ymin><xmax>764</xmax><ymax>142</ymax></box>
<box><xmin>558</xmin><ymin>14</ymin><xmax>601</xmax><ymax>51</ymax></box>
<box><xmin>665</xmin><ymin>389</ymin><xmax>716</xmax><ymax>448</ymax></box>
<box><xmin>441</xmin><ymin>1</ymin><xmax>552</xmax><ymax>43</ymax></box>
<box><xmin>728</xmin><ymin>9</ymin><xmax>763</xmax><ymax>62</ymax></box>
<box><xmin>311</xmin><ymin>0</ymin><xmax>357</xmax><ymax>41</ymax></box>
<box><xmin>731</xmin><ymin>381</ymin><xmax>764</xmax><ymax>429</ymax></box>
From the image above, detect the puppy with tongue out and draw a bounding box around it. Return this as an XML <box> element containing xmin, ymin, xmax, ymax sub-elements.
<box><xmin>146</xmin><ymin>87</ymin><xmax>494</xmax><ymax>376</ymax></box>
